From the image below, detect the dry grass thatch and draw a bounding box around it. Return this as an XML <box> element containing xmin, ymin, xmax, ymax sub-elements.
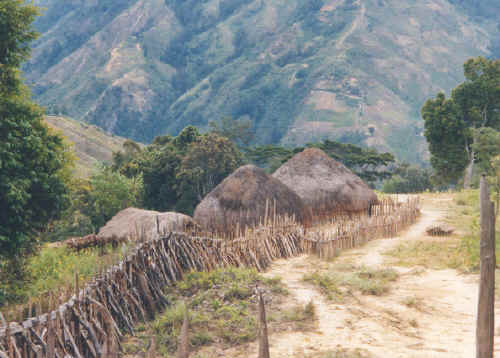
<box><xmin>193</xmin><ymin>165</ymin><xmax>310</xmax><ymax>234</ymax></box>
<box><xmin>272</xmin><ymin>148</ymin><xmax>378</xmax><ymax>218</ymax></box>
<box><xmin>97</xmin><ymin>208</ymin><xmax>198</xmax><ymax>242</ymax></box>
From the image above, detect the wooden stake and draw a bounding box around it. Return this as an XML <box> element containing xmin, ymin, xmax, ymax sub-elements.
<box><xmin>177</xmin><ymin>304</ymin><xmax>189</xmax><ymax>358</ymax></box>
<box><xmin>476</xmin><ymin>175</ymin><xmax>496</xmax><ymax>358</ymax></box>
<box><xmin>258</xmin><ymin>290</ymin><xmax>270</xmax><ymax>358</ymax></box>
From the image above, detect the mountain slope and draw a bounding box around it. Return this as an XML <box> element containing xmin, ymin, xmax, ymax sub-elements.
<box><xmin>45</xmin><ymin>116</ymin><xmax>126</xmax><ymax>177</ymax></box>
<box><xmin>26</xmin><ymin>0</ymin><xmax>497</xmax><ymax>163</ymax></box>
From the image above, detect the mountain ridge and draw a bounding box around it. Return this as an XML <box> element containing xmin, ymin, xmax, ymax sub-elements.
<box><xmin>26</xmin><ymin>0</ymin><xmax>499</xmax><ymax>164</ymax></box>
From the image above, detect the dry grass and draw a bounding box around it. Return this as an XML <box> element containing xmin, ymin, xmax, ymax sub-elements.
<box><xmin>303</xmin><ymin>264</ymin><xmax>399</xmax><ymax>302</ymax></box>
<box><xmin>401</xmin><ymin>295</ymin><xmax>426</xmax><ymax>312</ymax></box>
<box><xmin>385</xmin><ymin>239</ymin><xmax>464</xmax><ymax>270</ymax></box>
<box><xmin>386</xmin><ymin>190</ymin><xmax>500</xmax><ymax>273</ymax></box>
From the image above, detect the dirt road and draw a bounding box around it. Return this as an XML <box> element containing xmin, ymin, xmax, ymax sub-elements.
<box><xmin>221</xmin><ymin>196</ymin><xmax>499</xmax><ymax>357</ymax></box>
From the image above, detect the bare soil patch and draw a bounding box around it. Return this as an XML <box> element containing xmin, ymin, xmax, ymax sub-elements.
<box><xmin>210</xmin><ymin>194</ymin><xmax>500</xmax><ymax>357</ymax></box>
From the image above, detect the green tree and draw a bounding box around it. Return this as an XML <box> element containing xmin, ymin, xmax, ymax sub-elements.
<box><xmin>208</xmin><ymin>117</ymin><xmax>254</xmax><ymax>147</ymax></box>
<box><xmin>423</xmin><ymin>57</ymin><xmax>500</xmax><ymax>186</ymax></box>
<box><xmin>0</xmin><ymin>0</ymin><xmax>71</xmax><ymax>259</ymax></box>
<box><xmin>177</xmin><ymin>133</ymin><xmax>243</xmax><ymax>212</ymax></box>
<box><xmin>315</xmin><ymin>140</ymin><xmax>395</xmax><ymax>184</ymax></box>
<box><xmin>120</xmin><ymin>126</ymin><xmax>244</xmax><ymax>215</ymax></box>
<box><xmin>111</xmin><ymin>139</ymin><xmax>143</xmax><ymax>177</ymax></box>
<box><xmin>84</xmin><ymin>166</ymin><xmax>143</xmax><ymax>230</ymax></box>
<box><xmin>422</xmin><ymin>93</ymin><xmax>469</xmax><ymax>185</ymax></box>
<box><xmin>140</xmin><ymin>144</ymin><xmax>182</xmax><ymax>212</ymax></box>
<box><xmin>382</xmin><ymin>163</ymin><xmax>433</xmax><ymax>193</ymax></box>
<box><xmin>471</xmin><ymin>128</ymin><xmax>500</xmax><ymax>175</ymax></box>
<box><xmin>245</xmin><ymin>140</ymin><xmax>395</xmax><ymax>185</ymax></box>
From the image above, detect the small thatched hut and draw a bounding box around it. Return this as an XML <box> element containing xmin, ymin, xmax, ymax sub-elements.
<box><xmin>97</xmin><ymin>208</ymin><xmax>198</xmax><ymax>242</ymax></box>
<box><xmin>272</xmin><ymin>148</ymin><xmax>377</xmax><ymax>219</ymax></box>
<box><xmin>193</xmin><ymin>165</ymin><xmax>309</xmax><ymax>233</ymax></box>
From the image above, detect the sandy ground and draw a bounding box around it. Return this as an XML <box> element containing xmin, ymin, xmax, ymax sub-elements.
<box><xmin>206</xmin><ymin>195</ymin><xmax>500</xmax><ymax>357</ymax></box>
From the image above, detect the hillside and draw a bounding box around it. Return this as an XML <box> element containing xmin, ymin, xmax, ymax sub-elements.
<box><xmin>26</xmin><ymin>0</ymin><xmax>499</xmax><ymax>164</ymax></box>
<box><xmin>45</xmin><ymin>116</ymin><xmax>127</xmax><ymax>177</ymax></box>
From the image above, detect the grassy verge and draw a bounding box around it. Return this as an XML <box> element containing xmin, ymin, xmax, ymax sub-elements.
<box><xmin>122</xmin><ymin>267</ymin><xmax>316</xmax><ymax>357</ymax></box>
<box><xmin>302</xmin><ymin>264</ymin><xmax>399</xmax><ymax>302</ymax></box>
<box><xmin>0</xmin><ymin>243</ymin><xmax>130</xmax><ymax>310</ymax></box>
<box><xmin>385</xmin><ymin>190</ymin><xmax>500</xmax><ymax>273</ymax></box>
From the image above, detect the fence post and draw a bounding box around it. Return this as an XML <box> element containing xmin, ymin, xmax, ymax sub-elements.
<box><xmin>476</xmin><ymin>175</ymin><xmax>496</xmax><ymax>358</ymax></box>
<box><xmin>258</xmin><ymin>290</ymin><xmax>270</xmax><ymax>358</ymax></box>
<box><xmin>177</xmin><ymin>304</ymin><xmax>189</xmax><ymax>358</ymax></box>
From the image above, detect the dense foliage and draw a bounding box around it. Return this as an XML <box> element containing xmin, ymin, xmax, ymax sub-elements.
<box><xmin>381</xmin><ymin>163</ymin><xmax>433</xmax><ymax>194</ymax></box>
<box><xmin>113</xmin><ymin>126</ymin><xmax>244</xmax><ymax>215</ymax></box>
<box><xmin>422</xmin><ymin>57</ymin><xmax>500</xmax><ymax>186</ymax></box>
<box><xmin>0</xmin><ymin>0</ymin><xmax>70</xmax><ymax>259</ymax></box>
<box><xmin>245</xmin><ymin>140</ymin><xmax>395</xmax><ymax>185</ymax></box>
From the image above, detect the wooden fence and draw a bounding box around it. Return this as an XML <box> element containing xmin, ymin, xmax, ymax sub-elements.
<box><xmin>0</xmin><ymin>226</ymin><xmax>303</xmax><ymax>358</ymax></box>
<box><xmin>0</xmin><ymin>197</ymin><xmax>420</xmax><ymax>357</ymax></box>
<box><xmin>302</xmin><ymin>197</ymin><xmax>420</xmax><ymax>259</ymax></box>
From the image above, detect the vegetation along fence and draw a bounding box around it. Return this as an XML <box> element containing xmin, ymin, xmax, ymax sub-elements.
<box><xmin>0</xmin><ymin>197</ymin><xmax>419</xmax><ymax>357</ymax></box>
<box><xmin>0</xmin><ymin>224</ymin><xmax>302</xmax><ymax>357</ymax></box>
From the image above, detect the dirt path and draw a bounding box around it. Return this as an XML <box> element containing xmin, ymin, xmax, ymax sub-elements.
<box><xmin>220</xmin><ymin>197</ymin><xmax>500</xmax><ymax>357</ymax></box>
<box><xmin>335</xmin><ymin>0</ymin><xmax>365</xmax><ymax>50</ymax></box>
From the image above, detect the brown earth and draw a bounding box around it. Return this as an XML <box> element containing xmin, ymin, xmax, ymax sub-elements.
<box><xmin>202</xmin><ymin>195</ymin><xmax>500</xmax><ymax>357</ymax></box>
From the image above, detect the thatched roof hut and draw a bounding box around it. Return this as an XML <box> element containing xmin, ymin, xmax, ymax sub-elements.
<box><xmin>193</xmin><ymin>165</ymin><xmax>309</xmax><ymax>233</ymax></box>
<box><xmin>97</xmin><ymin>208</ymin><xmax>198</xmax><ymax>242</ymax></box>
<box><xmin>272</xmin><ymin>148</ymin><xmax>377</xmax><ymax>218</ymax></box>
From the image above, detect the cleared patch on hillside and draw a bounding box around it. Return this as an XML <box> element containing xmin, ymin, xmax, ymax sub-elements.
<box><xmin>45</xmin><ymin>115</ymin><xmax>128</xmax><ymax>177</ymax></box>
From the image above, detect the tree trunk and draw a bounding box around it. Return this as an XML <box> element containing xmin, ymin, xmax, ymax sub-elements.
<box><xmin>464</xmin><ymin>150</ymin><xmax>475</xmax><ymax>189</ymax></box>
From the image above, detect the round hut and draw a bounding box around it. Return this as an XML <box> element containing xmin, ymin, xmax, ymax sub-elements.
<box><xmin>193</xmin><ymin>165</ymin><xmax>310</xmax><ymax>233</ymax></box>
<box><xmin>97</xmin><ymin>208</ymin><xmax>198</xmax><ymax>242</ymax></box>
<box><xmin>272</xmin><ymin>148</ymin><xmax>377</xmax><ymax>219</ymax></box>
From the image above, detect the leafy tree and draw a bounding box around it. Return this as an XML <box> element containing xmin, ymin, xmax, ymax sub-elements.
<box><xmin>208</xmin><ymin>117</ymin><xmax>254</xmax><ymax>147</ymax></box>
<box><xmin>471</xmin><ymin>128</ymin><xmax>500</xmax><ymax>175</ymax></box>
<box><xmin>421</xmin><ymin>93</ymin><xmax>468</xmax><ymax>185</ymax></box>
<box><xmin>245</xmin><ymin>140</ymin><xmax>395</xmax><ymax>185</ymax></box>
<box><xmin>423</xmin><ymin>57</ymin><xmax>500</xmax><ymax>186</ymax></box>
<box><xmin>314</xmin><ymin>140</ymin><xmax>395</xmax><ymax>184</ymax></box>
<box><xmin>177</xmin><ymin>133</ymin><xmax>243</xmax><ymax>212</ymax></box>
<box><xmin>84</xmin><ymin>167</ymin><xmax>143</xmax><ymax>230</ymax></box>
<box><xmin>244</xmin><ymin>145</ymin><xmax>299</xmax><ymax>172</ymax></box>
<box><xmin>140</xmin><ymin>143</ymin><xmax>183</xmax><ymax>212</ymax></box>
<box><xmin>111</xmin><ymin>139</ymin><xmax>143</xmax><ymax>177</ymax></box>
<box><xmin>0</xmin><ymin>0</ymin><xmax>71</xmax><ymax>259</ymax></box>
<box><xmin>112</xmin><ymin>126</ymin><xmax>245</xmax><ymax>215</ymax></box>
<box><xmin>489</xmin><ymin>155</ymin><xmax>500</xmax><ymax>217</ymax></box>
<box><xmin>0</xmin><ymin>0</ymin><xmax>39</xmax><ymax>97</ymax></box>
<box><xmin>381</xmin><ymin>163</ymin><xmax>433</xmax><ymax>193</ymax></box>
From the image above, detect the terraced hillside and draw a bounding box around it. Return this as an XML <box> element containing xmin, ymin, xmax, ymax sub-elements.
<box><xmin>26</xmin><ymin>0</ymin><xmax>500</xmax><ymax>163</ymax></box>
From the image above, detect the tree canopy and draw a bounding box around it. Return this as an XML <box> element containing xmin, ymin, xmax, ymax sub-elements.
<box><xmin>0</xmin><ymin>0</ymin><xmax>71</xmax><ymax>259</ymax></box>
<box><xmin>112</xmin><ymin>126</ymin><xmax>243</xmax><ymax>215</ymax></box>
<box><xmin>422</xmin><ymin>57</ymin><xmax>500</xmax><ymax>186</ymax></box>
<box><xmin>245</xmin><ymin>140</ymin><xmax>395</xmax><ymax>185</ymax></box>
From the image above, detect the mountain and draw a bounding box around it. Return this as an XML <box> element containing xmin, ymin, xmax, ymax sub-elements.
<box><xmin>26</xmin><ymin>0</ymin><xmax>500</xmax><ymax>164</ymax></box>
<box><xmin>45</xmin><ymin>116</ymin><xmax>127</xmax><ymax>177</ymax></box>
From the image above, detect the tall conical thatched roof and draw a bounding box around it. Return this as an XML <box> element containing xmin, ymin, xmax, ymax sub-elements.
<box><xmin>193</xmin><ymin>165</ymin><xmax>309</xmax><ymax>233</ymax></box>
<box><xmin>97</xmin><ymin>208</ymin><xmax>198</xmax><ymax>242</ymax></box>
<box><xmin>272</xmin><ymin>148</ymin><xmax>377</xmax><ymax>217</ymax></box>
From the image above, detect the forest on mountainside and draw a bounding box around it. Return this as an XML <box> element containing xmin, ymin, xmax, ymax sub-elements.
<box><xmin>22</xmin><ymin>0</ymin><xmax>498</xmax><ymax>164</ymax></box>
